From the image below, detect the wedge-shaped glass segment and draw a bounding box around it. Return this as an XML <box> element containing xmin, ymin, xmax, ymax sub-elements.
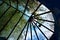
<box><xmin>27</xmin><ymin>0</ymin><xmax>40</xmax><ymax>13</ymax></box>
<box><xmin>39</xmin><ymin>12</ymin><xmax>54</xmax><ymax>21</ymax></box>
<box><xmin>41</xmin><ymin>22</ymin><xmax>54</xmax><ymax>31</ymax></box>
<box><xmin>35</xmin><ymin>4</ymin><xmax>50</xmax><ymax>14</ymax></box>
<box><xmin>40</xmin><ymin>26</ymin><xmax>53</xmax><ymax>39</ymax></box>
<box><xmin>35</xmin><ymin>27</ymin><xmax>47</xmax><ymax>40</ymax></box>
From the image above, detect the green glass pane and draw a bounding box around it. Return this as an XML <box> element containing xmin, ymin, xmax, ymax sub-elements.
<box><xmin>0</xmin><ymin>3</ymin><xmax>9</xmax><ymax>16</ymax></box>
<box><xmin>0</xmin><ymin>7</ymin><xmax>15</xmax><ymax>30</ymax></box>
<box><xmin>8</xmin><ymin>15</ymin><xmax>27</xmax><ymax>40</ymax></box>
<box><xmin>0</xmin><ymin>11</ymin><xmax>22</xmax><ymax>37</ymax></box>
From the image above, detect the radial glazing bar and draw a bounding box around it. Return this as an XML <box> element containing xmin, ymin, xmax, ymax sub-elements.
<box><xmin>24</xmin><ymin>22</ymin><xmax>29</xmax><ymax>40</ymax></box>
<box><xmin>17</xmin><ymin>21</ymin><xmax>28</xmax><ymax>40</ymax></box>
<box><xmin>30</xmin><ymin>23</ymin><xmax>32</xmax><ymax>40</ymax></box>
<box><xmin>35</xmin><ymin>18</ymin><xmax>54</xmax><ymax>23</ymax></box>
<box><xmin>34</xmin><ymin>11</ymin><xmax>51</xmax><ymax>16</ymax></box>
<box><xmin>34</xmin><ymin>20</ymin><xmax>54</xmax><ymax>33</ymax></box>
<box><xmin>33</xmin><ymin>21</ymin><xmax>48</xmax><ymax>40</ymax></box>
<box><xmin>32</xmin><ymin>3</ymin><xmax>42</xmax><ymax>15</ymax></box>
<box><xmin>32</xmin><ymin>23</ymin><xmax>39</xmax><ymax>40</ymax></box>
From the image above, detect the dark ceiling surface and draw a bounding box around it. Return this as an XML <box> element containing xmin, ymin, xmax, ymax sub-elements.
<box><xmin>38</xmin><ymin>0</ymin><xmax>60</xmax><ymax>10</ymax></box>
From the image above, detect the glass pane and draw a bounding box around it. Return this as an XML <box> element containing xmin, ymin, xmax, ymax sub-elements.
<box><xmin>0</xmin><ymin>7</ymin><xmax>15</xmax><ymax>30</ymax></box>
<box><xmin>28</xmin><ymin>0</ymin><xmax>40</xmax><ymax>13</ymax></box>
<box><xmin>35</xmin><ymin>4</ymin><xmax>50</xmax><ymax>14</ymax></box>
<box><xmin>0</xmin><ymin>3</ymin><xmax>9</xmax><ymax>16</ymax></box>
<box><xmin>35</xmin><ymin>27</ymin><xmax>47</xmax><ymax>40</ymax></box>
<box><xmin>18</xmin><ymin>0</ymin><xmax>27</xmax><ymax>7</ymax></box>
<box><xmin>41</xmin><ymin>22</ymin><xmax>54</xmax><ymax>31</ymax></box>
<box><xmin>39</xmin><ymin>12</ymin><xmax>54</xmax><ymax>21</ymax></box>
<box><xmin>8</xmin><ymin>15</ymin><xmax>28</xmax><ymax>40</ymax></box>
<box><xmin>40</xmin><ymin>26</ymin><xmax>53</xmax><ymax>39</ymax></box>
<box><xmin>0</xmin><ymin>11</ymin><xmax>22</xmax><ymax>37</ymax></box>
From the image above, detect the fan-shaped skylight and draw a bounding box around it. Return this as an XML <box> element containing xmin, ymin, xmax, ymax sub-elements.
<box><xmin>0</xmin><ymin>0</ymin><xmax>54</xmax><ymax>40</ymax></box>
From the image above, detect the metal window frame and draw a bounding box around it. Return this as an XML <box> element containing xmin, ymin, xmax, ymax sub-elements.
<box><xmin>0</xmin><ymin>0</ymin><xmax>54</xmax><ymax>40</ymax></box>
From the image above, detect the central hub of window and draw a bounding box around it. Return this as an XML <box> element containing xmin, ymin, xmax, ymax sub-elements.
<box><xmin>28</xmin><ymin>16</ymin><xmax>34</xmax><ymax>22</ymax></box>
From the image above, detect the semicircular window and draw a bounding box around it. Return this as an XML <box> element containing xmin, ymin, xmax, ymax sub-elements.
<box><xmin>0</xmin><ymin>0</ymin><xmax>55</xmax><ymax>40</ymax></box>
